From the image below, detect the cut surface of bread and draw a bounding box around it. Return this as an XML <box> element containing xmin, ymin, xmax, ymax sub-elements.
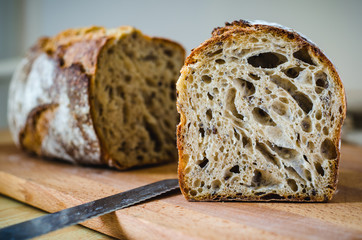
<box><xmin>8</xmin><ymin>26</ymin><xmax>185</xmax><ymax>169</ymax></box>
<box><xmin>176</xmin><ymin>20</ymin><xmax>346</xmax><ymax>201</ymax></box>
<box><xmin>92</xmin><ymin>30</ymin><xmax>185</xmax><ymax>169</ymax></box>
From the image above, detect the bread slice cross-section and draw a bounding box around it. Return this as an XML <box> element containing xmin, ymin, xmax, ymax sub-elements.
<box><xmin>176</xmin><ymin>20</ymin><xmax>346</xmax><ymax>201</ymax></box>
<box><xmin>8</xmin><ymin>26</ymin><xmax>185</xmax><ymax>169</ymax></box>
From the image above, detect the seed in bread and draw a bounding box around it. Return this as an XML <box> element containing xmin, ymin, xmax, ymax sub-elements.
<box><xmin>176</xmin><ymin>20</ymin><xmax>346</xmax><ymax>201</ymax></box>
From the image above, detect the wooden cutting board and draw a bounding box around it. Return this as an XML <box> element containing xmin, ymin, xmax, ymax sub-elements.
<box><xmin>0</xmin><ymin>139</ymin><xmax>361</xmax><ymax>239</ymax></box>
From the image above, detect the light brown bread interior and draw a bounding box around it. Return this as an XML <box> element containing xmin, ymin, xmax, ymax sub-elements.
<box><xmin>177</xmin><ymin>21</ymin><xmax>346</xmax><ymax>201</ymax></box>
<box><xmin>92</xmin><ymin>30</ymin><xmax>185</xmax><ymax>169</ymax></box>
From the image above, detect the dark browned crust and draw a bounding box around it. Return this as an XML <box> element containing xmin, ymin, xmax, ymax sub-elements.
<box><xmin>177</xmin><ymin>20</ymin><xmax>347</xmax><ymax>202</ymax></box>
<box><xmin>20</xmin><ymin>103</ymin><xmax>58</xmax><ymax>155</ymax></box>
<box><xmin>17</xmin><ymin>28</ymin><xmax>109</xmax><ymax>164</ymax></box>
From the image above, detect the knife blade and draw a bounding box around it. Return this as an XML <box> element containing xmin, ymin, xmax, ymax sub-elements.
<box><xmin>0</xmin><ymin>178</ymin><xmax>179</xmax><ymax>240</ymax></box>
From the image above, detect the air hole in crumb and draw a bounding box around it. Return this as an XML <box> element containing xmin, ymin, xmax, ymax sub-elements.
<box><xmin>105</xmin><ymin>85</ymin><xmax>113</xmax><ymax>99</ymax></box>
<box><xmin>293</xmin><ymin>47</ymin><xmax>315</xmax><ymax>65</ymax></box>
<box><xmin>123</xmin><ymin>104</ymin><xmax>129</xmax><ymax>123</ymax></box>
<box><xmin>250</xmin><ymin>37</ymin><xmax>258</xmax><ymax>43</ymax></box>
<box><xmin>293</xmin><ymin>92</ymin><xmax>313</xmax><ymax>114</ymax></box>
<box><xmin>252</xmin><ymin>107</ymin><xmax>276</xmax><ymax>126</ymax></box>
<box><xmin>251</xmin><ymin>170</ymin><xmax>262</xmax><ymax>187</ymax></box>
<box><xmin>270</xmin><ymin>75</ymin><xmax>313</xmax><ymax>113</ymax></box>
<box><xmin>224</xmin><ymin>172</ymin><xmax>232</xmax><ymax>181</ymax></box>
<box><xmin>170</xmin><ymin>90</ymin><xmax>176</xmax><ymax>101</ymax></box>
<box><xmin>190</xmin><ymin>190</ymin><xmax>197</xmax><ymax>196</ymax></box>
<box><xmin>307</xmin><ymin>141</ymin><xmax>315</xmax><ymax>151</ymax></box>
<box><xmin>184</xmin><ymin>167</ymin><xmax>191</xmax><ymax>174</ymax></box>
<box><xmin>58</xmin><ymin>58</ymin><xmax>65</xmax><ymax>67</ymax></box>
<box><xmin>198</xmin><ymin>157</ymin><xmax>209</xmax><ymax>168</ymax></box>
<box><xmin>270</xmin><ymin>144</ymin><xmax>298</xmax><ymax>160</ymax></box>
<box><xmin>315</xmin><ymin>162</ymin><xmax>324</xmax><ymax>176</ymax></box>
<box><xmin>233</xmin><ymin>78</ymin><xmax>255</xmax><ymax>96</ymax></box>
<box><xmin>233</xmin><ymin>128</ymin><xmax>240</xmax><ymax>140</ymax></box>
<box><xmin>145</xmin><ymin>77</ymin><xmax>155</xmax><ymax>86</ymax></box>
<box><xmin>280</xmin><ymin>97</ymin><xmax>289</xmax><ymax>104</ymax></box>
<box><xmin>248</xmin><ymin>52</ymin><xmax>287</xmax><ymax>68</ymax></box>
<box><xmin>125</xmin><ymin>75</ymin><xmax>132</xmax><ymax>82</ymax></box>
<box><xmin>283</xmin><ymin>66</ymin><xmax>304</xmax><ymax>78</ymax></box>
<box><xmin>249</xmin><ymin>73</ymin><xmax>260</xmax><ymax>80</ymax></box>
<box><xmin>255</xmin><ymin>192</ymin><xmax>265</xmax><ymax>196</ymax></box>
<box><xmin>315</xmin><ymin>71</ymin><xmax>329</xmax><ymax>88</ymax></box>
<box><xmin>167</xmin><ymin>61</ymin><xmax>174</xmax><ymax>70</ymax></box>
<box><xmin>207</xmin><ymin>48</ymin><xmax>223</xmax><ymax>57</ymax></box>
<box><xmin>202</xmin><ymin>75</ymin><xmax>212</xmax><ymax>83</ymax></box>
<box><xmin>272</xmin><ymin>101</ymin><xmax>287</xmax><ymax>116</ymax></box>
<box><xmin>315</xmin><ymin>87</ymin><xmax>324</xmax><ymax>94</ymax></box>
<box><xmin>303</xmin><ymin>155</ymin><xmax>310</xmax><ymax>163</ymax></box>
<box><xmin>339</xmin><ymin>106</ymin><xmax>343</xmax><ymax>114</ymax></box>
<box><xmin>116</xmin><ymin>86</ymin><xmax>125</xmax><ymax>98</ymax></box>
<box><xmin>193</xmin><ymin>179</ymin><xmax>201</xmax><ymax>187</ymax></box>
<box><xmin>199</xmin><ymin>127</ymin><xmax>205</xmax><ymax>137</ymax></box>
<box><xmin>206</xmin><ymin>109</ymin><xmax>213</xmax><ymax>121</ymax></box>
<box><xmin>164</xmin><ymin>120</ymin><xmax>171</xmax><ymax>128</ymax></box>
<box><xmin>211</xmin><ymin>180</ymin><xmax>221</xmax><ymax>190</ymax></box>
<box><xmin>145</xmin><ymin>120</ymin><xmax>162</xmax><ymax>152</ymax></box>
<box><xmin>321</xmin><ymin>138</ymin><xmax>337</xmax><ymax>159</ymax></box>
<box><xmin>285</xmin><ymin>166</ymin><xmax>303</xmax><ymax>181</ymax></box>
<box><xmin>143</xmin><ymin>53</ymin><xmax>157</xmax><ymax>61</ymax></box>
<box><xmin>316</xmin><ymin>110</ymin><xmax>322</xmax><ymax>120</ymax></box>
<box><xmin>163</xmin><ymin>49</ymin><xmax>173</xmax><ymax>57</ymax></box>
<box><xmin>297</xmin><ymin>110</ymin><xmax>303</xmax><ymax>117</ymax></box>
<box><xmin>226</xmin><ymin>88</ymin><xmax>244</xmax><ymax>121</ymax></box>
<box><xmin>323</xmin><ymin>127</ymin><xmax>329</xmax><ymax>135</ymax></box>
<box><xmin>256</xmin><ymin>142</ymin><xmax>278</xmax><ymax>166</ymax></box>
<box><xmin>301</xmin><ymin>116</ymin><xmax>312</xmax><ymax>132</ymax></box>
<box><xmin>215</xmin><ymin>59</ymin><xmax>226</xmax><ymax>64</ymax></box>
<box><xmin>98</xmin><ymin>102</ymin><xmax>103</xmax><ymax>116</ymax></box>
<box><xmin>230</xmin><ymin>165</ymin><xmax>240</xmax><ymax>173</ymax></box>
<box><xmin>242</xmin><ymin>136</ymin><xmax>251</xmax><ymax>148</ymax></box>
<box><xmin>287</xmin><ymin>179</ymin><xmax>298</xmax><ymax>191</ymax></box>
<box><xmin>316</xmin><ymin>123</ymin><xmax>321</xmax><ymax>131</ymax></box>
<box><xmin>261</xmin><ymin>194</ymin><xmax>284</xmax><ymax>200</ymax></box>
<box><xmin>305</xmin><ymin>169</ymin><xmax>312</xmax><ymax>181</ymax></box>
<box><xmin>207</xmin><ymin>92</ymin><xmax>214</xmax><ymax>100</ymax></box>
<box><xmin>296</xmin><ymin>133</ymin><xmax>301</xmax><ymax>148</ymax></box>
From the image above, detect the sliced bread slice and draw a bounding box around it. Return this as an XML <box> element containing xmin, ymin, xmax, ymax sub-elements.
<box><xmin>176</xmin><ymin>20</ymin><xmax>346</xmax><ymax>201</ymax></box>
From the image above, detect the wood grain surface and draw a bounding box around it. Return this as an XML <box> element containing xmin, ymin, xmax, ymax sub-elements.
<box><xmin>0</xmin><ymin>195</ymin><xmax>113</xmax><ymax>239</ymax></box>
<box><xmin>0</xmin><ymin>130</ymin><xmax>361</xmax><ymax>239</ymax></box>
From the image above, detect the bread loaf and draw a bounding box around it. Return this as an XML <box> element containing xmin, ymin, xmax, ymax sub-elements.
<box><xmin>176</xmin><ymin>20</ymin><xmax>346</xmax><ymax>201</ymax></box>
<box><xmin>8</xmin><ymin>26</ymin><xmax>185</xmax><ymax>169</ymax></box>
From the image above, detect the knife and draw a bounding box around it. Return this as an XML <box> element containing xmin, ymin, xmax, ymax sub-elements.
<box><xmin>0</xmin><ymin>178</ymin><xmax>179</xmax><ymax>240</ymax></box>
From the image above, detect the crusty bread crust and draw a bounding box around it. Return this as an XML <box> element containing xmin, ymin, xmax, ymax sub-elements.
<box><xmin>8</xmin><ymin>26</ymin><xmax>185</xmax><ymax>168</ymax></box>
<box><xmin>177</xmin><ymin>20</ymin><xmax>346</xmax><ymax>202</ymax></box>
